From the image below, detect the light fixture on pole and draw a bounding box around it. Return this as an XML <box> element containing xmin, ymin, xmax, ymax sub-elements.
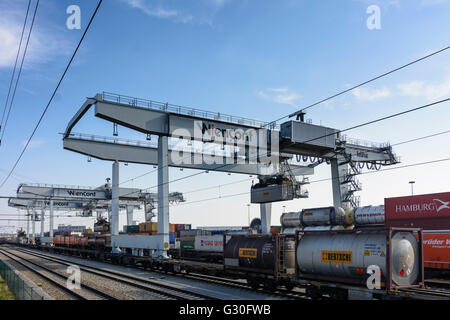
<box><xmin>409</xmin><ymin>181</ymin><xmax>415</xmax><ymax>196</ymax></box>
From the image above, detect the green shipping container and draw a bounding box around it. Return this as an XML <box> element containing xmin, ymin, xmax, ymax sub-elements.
<box><xmin>180</xmin><ymin>241</ymin><xmax>195</xmax><ymax>250</ymax></box>
<box><xmin>126</xmin><ymin>225</ymin><xmax>140</xmax><ymax>233</ymax></box>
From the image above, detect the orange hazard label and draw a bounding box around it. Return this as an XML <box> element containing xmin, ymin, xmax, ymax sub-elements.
<box><xmin>321</xmin><ymin>251</ymin><xmax>353</xmax><ymax>264</ymax></box>
<box><xmin>239</xmin><ymin>248</ymin><xmax>257</xmax><ymax>258</ymax></box>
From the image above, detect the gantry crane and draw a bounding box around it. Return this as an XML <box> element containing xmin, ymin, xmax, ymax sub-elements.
<box><xmin>61</xmin><ymin>92</ymin><xmax>398</xmax><ymax>257</ymax></box>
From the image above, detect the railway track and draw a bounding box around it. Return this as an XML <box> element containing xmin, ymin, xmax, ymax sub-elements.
<box><xmin>9</xmin><ymin>247</ymin><xmax>217</xmax><ymax>300</ymax></box>
<box><xmin>16</xmin><ymin>245</ymin><xmax>450</xmax><ymax>300</ymax></box>
<box><xmin>0</xmin><ymin>248</ymin><xmax>117</xmax><ymax>300</ymax></box>
<box><xmin>400</xmin><ymin>286</ymin><xmax>450</xmax><ymax>300</ymax></box>
<box><xmin>13</xmin><ymin>246</ymin><xmax>301</xmax><ymax>300</ymax></box>
<box><xmin>425</xmin><ymin>278</ymin><xmax>450</xmax><ymax>289</ymax></box>
<box><xmin>171</xmin><ymin>272</ymin><xmax>309</xmax><ymax>300</ymax></box>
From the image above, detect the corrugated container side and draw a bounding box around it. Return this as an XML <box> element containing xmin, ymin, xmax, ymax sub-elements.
<box><xmin>180</xmin><ymin>241</ymin><xmax>195</xmax><ymax>249</ymax></box>
<box><xmin>385</xmin><ymin>192</ymin><xmax>450</xmax><ymax>230</ymax></box>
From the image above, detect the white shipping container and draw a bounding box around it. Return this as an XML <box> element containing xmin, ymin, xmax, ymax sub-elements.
<box><xmin>194</xmin><ymin>235</ymin><xmax>224</xmax><ymax>252</ymax></box>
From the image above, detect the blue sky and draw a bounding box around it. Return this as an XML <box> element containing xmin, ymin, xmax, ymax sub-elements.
<box><xmin>0</xmin><ymin>0</ymin><xmax>449</xmax><ymax>233</ymax></box>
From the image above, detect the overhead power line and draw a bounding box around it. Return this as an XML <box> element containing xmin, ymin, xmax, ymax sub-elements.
<box><xmin>302</xmin><ymin>98</ymin><xmax>450</xmax><ymax>144</ymax></box>
<box><xmin>391</xmin><ymin>129</ymin><xmax>450</xmax><ymax>147</ymax></box>
<box><xmin>0</xmin><ymin>0</ymin><xmax>31</xmax><ymax>135</ymax></box>
<box><xmin>166</xmin><ymin>156</ymin><xmax>450</xmax><ymax>209</ymax></box>
<box><xmin>146</xmin><ymin>128</ymin><xmax>450</xmax><ymax>209</ymax></box>
<box><xmin>0</xmin><ymin>0</ymin><xmax>39</xmax><ymax>145</ymax></box>
<box><xmin>0</xmin><ymin>0</ymin><xmax>104</xmax><ymax>190</ymax></box>
<box><xmin>265</xmin><ymin>45</ymin><xmax>450</xmax><ymax>127</ymax></box>
<box><xmin>116</xmin><ymin>96</ymin><xmax>450</xmax><ymax>199</ymax></box>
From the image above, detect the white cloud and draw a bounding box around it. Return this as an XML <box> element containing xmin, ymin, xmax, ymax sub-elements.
<box><xmin>420</xmin><ymin>0</ymin><xmax>450</xmax><ymax>6</ymax></box>
<box><xmin>21</xmin><ymin>139</ymin><xmax>45</xmax><ymax>149</ymax></box>
<box><xmin>397</xmin><ymin>78</ymin><xmax>450</xmax><ymax>100</ymax></box>
<box><xmin>0</xmin><ymin>4</ymin><xmax>72</xmax><ymax>69</ymax></box>
<box><xmin>258</xmin><ymin>87</ymin><xmax>302</xmax><ymax>106</ymax></box>
<box><xmin>120</xmin><ymin>0</ymin><xmax>229</xmax><ymax>24</ymax></box>
<box><xmin>123</xmin><ymin>0</ymin><xmax>179</xmax><ymax>19</ymax></box>
<box><xmin>351</xmin><ymin>87</ymin><xmax>391</xmax><ymax>101</ymax></box>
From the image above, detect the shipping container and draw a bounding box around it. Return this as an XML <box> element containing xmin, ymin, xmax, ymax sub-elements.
<box><xmin>271</xmin><ymin>226</ymin><xmax>282</xmax><ymax>234</ymax></box>
<box><xmin>194</xmin><ymin>235</ymin><xmax>224</xmax><ymax>252</ymax></box>
<box><xmin>180</xmin><ymin>241</ymin><xmax>195</xmax><ymax>250</ymax></box>
<box><xmin>421</xmin><ymin>231</ymin><xmax>450</xmax><ymax>269</ymax></box>
<box><xmin>385</xmin><ymin>192</ymin><xmax>450</xmax><ymax>230</ymax></box>
<box><xmin>126</xmin><ymin>225</ymin><xmax>140</xmax><ymax>234</ymax></box>
<box><xmin>296</xmin><ymin>228</ymin><xmax>424</xmax><ymax>290</ymax></box>
<box><xmin>224</xmin><ymin>234</ymin><xmax>296</xmax><ymax>277</ymax></box>
<box><xmin>174</xmin><ymin>224</ymin><xmax>191</xmax><ymax>232</ymax></box>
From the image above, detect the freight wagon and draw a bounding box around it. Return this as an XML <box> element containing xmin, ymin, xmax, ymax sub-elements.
<box><xmin>422</xmin><ymin>231</ymin><xmax>450</xmax><ymax>275</ymax></box>
<box><xmin>282</xmin><ymin>196</ymin><xmax>450</xmax><ymax>276</ymax></box>
<box><xmin>224</xmin><ymin>234</ymin><xmax>297</xmax><ymax>291</ymax></box>
<box><xmin>385</xmin><ymin>192</ymin><xmax>450</xmax><ymax>275</ymax></box>
<box><xmin>223</xmin><ymin>227</ymin><xmax>424</xmax><ymax>298</ymax></box>
<box><xmin>170</xmin><ymin>235</ymin><xmax>224</xmax><ymax>262</ymax></box>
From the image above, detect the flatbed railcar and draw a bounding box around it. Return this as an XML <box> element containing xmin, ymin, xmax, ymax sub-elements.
<box><xmin>4</xmin><ymin>226</ymin><xmax>435</xmax><ymax>300</ymax></box>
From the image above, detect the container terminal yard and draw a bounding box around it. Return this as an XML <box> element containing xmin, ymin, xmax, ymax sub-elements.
<box><xmin>0</xmin><ymin>0</ymin><xmax>449</xmax><ymax>315</ymax></box>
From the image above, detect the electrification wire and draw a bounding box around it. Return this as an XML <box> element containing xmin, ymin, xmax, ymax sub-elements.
<box><xmin>264</xmin><ymin>45</ymin><xmax>450</xmax><ymax>127</ymax></box>
<box><xmin>119</xmin><ymin>131</ymin><xmax>450</xmax><ymax>212</ymax></box>
<box><xmin>301</xmin><ymin>98</ymin><xmax>450</xmax><ymax>145</ymax></box>
<box><xmin>7</xmin><ymin>146</ymin><xmax>446</xmax><ymax>222</ymax></box>
<box><xmin>0</xmin><ymin>0</ymin><xmax>32</xmax><ymax>135</ymax></box>
<box><xmin>116</xmin><ymin>97</ymin><xmax>450</xmax><ymax>199</ymax></box>
<box><xmin>117</xmin><ymin>46</ymin><xmax>450</xmax><ymax>187</ymax></box>
<box><xmin>162</xmin><ymin>156</ymin><xmax>450</xmax><ymax>209</ymax></box>
<box><xmin>391</xmin><ymin>129</ymin><xmax>450</xmax><ymax>147</ymax></box>
<box><xmin>0</xmin><ymin>0</ymin><xmax>39</xmax><ymax>145</ymax></box>
<box><xmin>118</xmin><ymin>141</ymin><xmax>229</xmax><ymax>187</ymax></box>
<box><xmin>0</xmin><ymin>0</ymin><xmax>104</xmax><ymax>190</ymax></box>
<box><xmin>118</xmin><ymin>122</ymin><xmax>449</xmax><ymax>207</ymax></box>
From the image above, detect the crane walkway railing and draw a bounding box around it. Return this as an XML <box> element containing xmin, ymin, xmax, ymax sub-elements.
<box><xmin>101</xmin><ymin>91</ymin><xmax>278</xmax><ymax>129</ymax></box>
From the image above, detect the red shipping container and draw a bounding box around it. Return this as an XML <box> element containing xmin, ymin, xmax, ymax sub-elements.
<box><xmin>385</xmin><ymin>192</ymin><xmax>450</xmax><ymax>230</ymax></box>
<box><xmin>422</xmin><ymin>231</ymin><xmax>450</xmax><ymax>269</ymax></box>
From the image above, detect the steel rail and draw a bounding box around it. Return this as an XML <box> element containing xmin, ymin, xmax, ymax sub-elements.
<box><xmin>0</xmin><ymin>248</ymin><xmax>118</xmax><ymax>300</ymax></box>
<box><xmin>14</xmin><ymin>247</ymin><xmax>217</xmax><ymax>300</ymax></box>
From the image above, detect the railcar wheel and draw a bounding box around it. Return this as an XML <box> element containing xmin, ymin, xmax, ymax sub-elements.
<box><xmin>306</xmin><ymin>286</ymin><xmax>323</xmax><ymax>300</ymax></box>
<box><xmin>284</xmin><ymin>283</ymin><xmax>295</xmax><ymax>291</ymax></box>
<box><xmin>263</xmin><ymin>279</ymin><xmax>277</xmax><ymax>292</ymax></box>
<box><xmin>247</xmin><ymin>278</ymin><xmax>260</xmax><ymax>290</ymax></box>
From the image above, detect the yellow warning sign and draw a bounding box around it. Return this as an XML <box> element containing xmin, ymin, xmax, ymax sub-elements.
<box><xmin>364</xmin><ymin>250</ymin><xmax>370</xmax><ymax>256</ymax></box>
<box><xmin>380</xmin><ymin>251</ymin><xmax>385</xmax><ymax>257</ymax></box>
<box><xmin>239</xmin><ymin>248</ymin><xmax>258</xmax><ymax>258</ymax></box>
<box><xmin>321</xmin><ymin>251</ymin><xmax>353</xmax><ymax>264</ymax></box>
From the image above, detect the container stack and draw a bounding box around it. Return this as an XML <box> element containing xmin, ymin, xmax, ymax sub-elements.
<box><xmin>179</xmin><ymin>229</ymin><xmax>211</xmax><ymax>249</ymax></box>
<box><xmin>138</xmin><ymin>222</ymin><xmax>158</xmax><ymax>234</ymax></box>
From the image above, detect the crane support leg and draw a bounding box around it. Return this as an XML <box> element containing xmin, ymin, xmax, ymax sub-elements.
<box><xmin>153</xmin><ymin>135</ymin><xmax>169</xmax><ymax>258</ymax></box>
<box><xmin>260</xmin><ymin>203</ymin><xmax>272</xmax><ymax>235</ymax></box>
<box><xmin>49</xmin><ymin>200</ymin><xmax>54</xmax><ymax>240</ymax></box>
<box><xmin>26</xmin><ymin>210</ymin><xmax>30</xmax><ymax>241</ymax></box>
<box><xmin>126</xmin><ymin>205</ymin><xmax>134</xmax><ymax>225</ymax></box>
<box><xmin>111</xmin><ymin>160</ymin><xmax>120</xmax><ymax>237</ymax></box>
<box><xmin>31</xmin><ymin>212</ymin><xmax>35</xmax><ymax>242</ymax></box>
<box><xmin>330</xmin><ymin>159</ymin><xmax>343</xmax><ymax>208</ymax></box>
<box><xmin>40</xmin><ymin>209</ymin><xmax>45</xmax><ymax>240</ymax></box>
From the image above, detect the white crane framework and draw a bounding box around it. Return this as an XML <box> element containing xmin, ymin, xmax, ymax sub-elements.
<box><xmin>7</xmin><ymin>181</ymin><xmax>185</xmax><ymax>244</ymax></box>
<box><xmin>62</xmin><ymin>92</ymin><xmax>399</xmax><ymax>258</ymax></box>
